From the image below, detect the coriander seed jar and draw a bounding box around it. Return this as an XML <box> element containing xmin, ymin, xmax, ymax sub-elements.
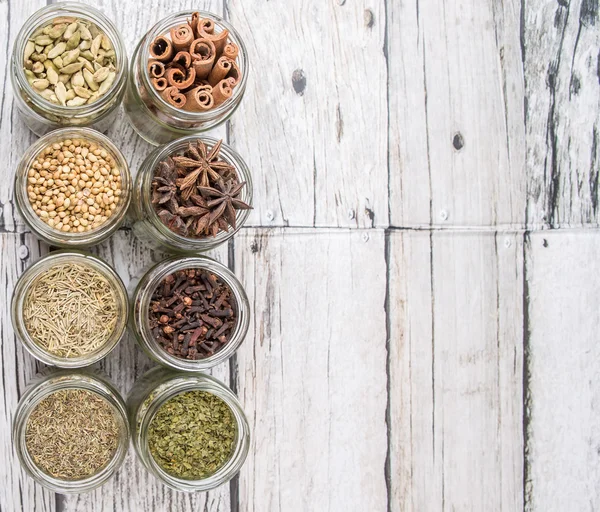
<box><xmin>130</xmin><ymin>255</ymin><xmax>250</xmax><ymax>371</ymax></box>
<box><xmin>123</xmin><ymin>11</ymin><xmax>248</xmax><ymax>145</ymax></box>
<box><xmin>14</xmin><ymin>127</ymin><xmax>131</xmax><ymax>247</ymax></box>
<box><xmin>11</xmin><ymin>250</ymin><xmax>129</xmax><ymax>368</ymax></box>
<box><xmin>127</xmin><ymin>367</ymin><xmax>250</xmax><ymax>492</ymax></box>
<box><xmin>11</xmin><ymin>3</ymin><xmax>127</xmax><ymax>136</ymax></box>
<box><xmin>132</xmin><ymin>135</ymin><xmax>252</xmax><ymax>253</ymax></box>
<box><xmin>13</xmin><ymin>369</ymin><xmax>130</xmax><ymax>493</ymax></box>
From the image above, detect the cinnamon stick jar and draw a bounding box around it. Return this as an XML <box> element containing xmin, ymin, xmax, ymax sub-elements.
<box><xmin>123</xmin><ymin>11</ymin><xmax>248</xmax><ymax>146</ymax></box>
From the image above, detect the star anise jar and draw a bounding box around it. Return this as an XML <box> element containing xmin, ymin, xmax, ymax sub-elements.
<box><xmin>132</xmin><ymin>135</ymin><xmax>252</xmax><ymax>253</ymax></box>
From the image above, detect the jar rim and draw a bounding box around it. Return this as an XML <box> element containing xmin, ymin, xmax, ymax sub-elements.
<box><xmin>138</xmin><ymin>10</ymin><xmax>249</xmax><ymax>120</ymax></box>
<box><xmin>132</xmin><ymin>369</ymin><xmax>250</xmax><ymax>492</ymax></box>
<box><xmin>132</xmin><ymin>255</ymin><xmax>250</xmax><ymax>371</ymax></box>
<box><xmin>136</xmin><ymin>135</ymin><xmax>253</xmax><ymax>250</ymax></box>
<box><xmin>14</xmin><ymin>127</ymin><xmax>132</xmax><ymax>247</ymax></box>
<box><xmin>12</xmin><ymin>2</ymin><xmax>128</xmax><ymax>115</ymax></box>
<box><xmin>13</xmin><ymin>370</ymin><xmax>130</xmax><ymax>494</ymax></box>
<box><xmin>11</xmin><ymin>250</ymin><xmax>129</xmax><ymax>368</ymax></box>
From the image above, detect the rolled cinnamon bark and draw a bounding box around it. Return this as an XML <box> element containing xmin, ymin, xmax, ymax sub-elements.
<box><xmin>190</xmin><ymin>38</ymin><xmax>216</xmax><ymax>80</ymax></box>
<box><xmin>165</xmin><ymin>65</ymin><xmax>196</xmax><ymax>90</ymax></box>
<box><xmin>151</xmin><ymin>77</ymin><xmax>168</xmax><ymax>91</ymax></box>
<box><xmin>170</xmin><ymin>23</ymin><xmax>194</xmax><ymax>52</ymax></box>
<box><xmin>184</xmin><ymin>85</ymin><xmax>214</xmax><ymax>112</ymax></box>
<box><xmin>189</xmin><ymin>12</ymin><xmax>200</xmax><ymax>38</ymax></box>
<box><xmin>225</xmin><ymin>59</ymin><xmax>241</xmax><ymax>87</ymax></box>
<box><xmin>150</xmin><ymin>36</ymin><xmax>174</xmax><ymax>62</ymax></box>
<box><xmin>198</xmin><ymin>19</ymin><xmax>228</xmax><ymax>57</ymax></box>
<box><xmin>172</xmin><ymin>51</ymin><xmax>192</xmax><ymax>69</ymax></box>
<box><xmin>148</xmin><ymin>60</ymin><xmax>165</xmax><ymax>78</ymax></box>
<box><xmin>212</xmin><ymin>79</ymin><xmax>233</xmax><ymax>107</ymax></box>
<box><xmin>223</xmin><ymin>42</ymin><xmax>239</xmax><ymax>60</ymax></box>
<box><xmin>208</xmin><ymin>57</ymin><xmax>232</xmax><ymax>86</ymax></box>
<box><xmin>160</xmin><ymin>86</ymin><xmax>187</xmax><ymax>108</ymax></box>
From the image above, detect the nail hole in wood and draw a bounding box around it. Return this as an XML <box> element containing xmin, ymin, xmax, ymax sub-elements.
<box><xmin>364</xmin><ymin>9</ymin><xmax>375</xmax><ymax>28</ymax></box>
<box><xmin>543</xmin><ymin>239</ymin><xmax>549</xmax><ymax>248</ymax></box>
<box><xmin>292</xmin><ymin>69</ymin><xmax>306</xmax><ymax>95</ymax></box>
<box><xmin>452</xmin><ymin>132</ymin><xmax>465</xmax><ymax>151</ymax></box>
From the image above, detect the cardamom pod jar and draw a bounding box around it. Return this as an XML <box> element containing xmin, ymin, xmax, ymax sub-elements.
<box><xmin>11</xmin><ymin>3</ymin><xmax>127</xmax><ymax>136</ymax></box>
<box><xmin>132</xmin><ymin>135</ymin><xmax>252</xmax><ymax>253</ymax></box>
<box><xmin>11</xmin><ymin>250</ymin><xmax>129</xmax><ymax>368</ymax></box>
<box><xmin>14</xmin><ymin>127</ymin><xmax>131</xmax><ymax>247</ymax></box>
<box><xmin>123</xmin><ymin>11</ymin><xmax>248</xmax><ymax>145</ymax></box>
<box><xmin>130</xmin><ymin>255</ymin><xmax>250</xmax><ymax>371</ymax></box>
<box><xmin>127</xmin><ymin>367</ymin><xmax>250</xmax><ymax>492</ymax></box>
<box><xmin>13</xmin><ymin>369</ymin><xmax>130</xmax><ymax>493</ymax></box>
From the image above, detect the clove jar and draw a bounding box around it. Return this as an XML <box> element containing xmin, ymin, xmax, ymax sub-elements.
<box><xmin>123</xmin><ymin>11</ymin><xmax>248</xmax><ymax>145</ymax></box>
<box><xmin>13</xmin><ymin>369</ymin><xmax>130</xmax><ymax>493</ymax></box>
<box><xmin>130</xmin><ymin>255</ymin><xmax>250</xmax><ymax>371</ymax></box>
<box><xmin>11</xmin><ymin>3</ymin><xmax>127</xmax><ymax>136</ymax></box>
<box><xmin>132</xmin><ymin>135</ymin><xmax>252</xmax><ymax>253</ymax></box>
<box><xmin>127</xmin><ymin>367</ymin><xmax>250</xmax><ymax>492</ymax></box>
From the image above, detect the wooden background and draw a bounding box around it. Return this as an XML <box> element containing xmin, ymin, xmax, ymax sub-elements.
<box><xmin>1</xmin><ymin>0</ymin><xmax>599</xmax><ymax>510</ymax></box>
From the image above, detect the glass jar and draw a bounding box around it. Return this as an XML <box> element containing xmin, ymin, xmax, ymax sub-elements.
<box><xmin>11</xmin><ymin>250</ymin><xmax>129</xmax><ymax>368</ymax></box>
<box><xmin>11</xmin><ymin>3</ymin><xmax>127</xmax><ymax>136</ymax></box>
<box><xmin>14</xmin><ymin>127</ymin><xmax>131</xmax><ymax>248</ymax></box>
<box><xmin>127</xmin><ymin>366</ymin><xmax>250</xmax><ymax>492</ymax></box>
<box><xmin>123</xmin><ymin>11</ymin><xmax>248</xmax><ymax>145</ymax></box>
<box><xmin>13</xmin><ymin>368</ymin><xmax>130</xmax><ymax>493</ymax></box>
<box><xmin>132</xmin><ymin>135</ymin><xmax>252</xmax><ymax>253</ymax></box>
<box><xmin>130</xmin><ymin>255</ymin><xmax>250</xmax><ymax>371</ymax></box>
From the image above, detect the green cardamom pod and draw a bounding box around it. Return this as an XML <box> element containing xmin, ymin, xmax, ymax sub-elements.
<box><xmin>66</xmin><ymin>96</ymin><xmax>87</xmax><ymax>107</ymax></box>
<box><xmin>80</xmin><ymin>50</ymin><xmax>95</xmax><ymax>62</ymax></box>
<box><xmin>61</xmin><ymin>49</ymin><xmax>80</xmax><ymax>66</ymax></box>
<box><xmin>101</xmin><ymin>34</ymin><xmax>112</xmax><ymax>51</ymax></box>
<box><xmin>44</xmin><ymin>24</ymin><xmax>67</xmax><ymax>39</ymax></box>
<box><xmin>63</xmin><ymin>22</ymin><xmax>79</xmax><ymax>41</ymax></box>
<box><xmin>92</xmin><ymin>67</ymin><xmax>110</xmax><ymax>83</ymax></box>
<box><xmin>54</xmin><ymin>81</ymin><xmax>67</xmax><ymax>105</ymax></box>
<box><xmin>65</xmin><ymin>89</ymin><xmax>76</xmax><ymax>101</ymax></box>
<box><xmin>31</xmin><ymin>61</ymin><xmax>44</xmax><ymax>74</ymax></box>
<box><xmin>80</xmin><ymin>58</ymin><xmax>95</xmax><ymax>73</ymax></box>
<box><xmin>30</xmin><ymin>52</ymin><xmax>47</xmax><ymax>63</ymax></box>
<box><xmin>71</xmin><ymin>71</ymin><xmax>85</xmax><ymax>88</ymax></box>
<box><xmin>83</xmin><ymin>68</ymin><xmax>99</xmax><ymax>91</ymax></box>
<box><xmin>47</xmin><ymin>42</ymin><xmax>66</xmax><ymax>60</ymax></box>
<box><xmin>79</xmin><ymin>39</ymin><xmax>91</xmax><ymax>51</ymax></box>
<box><xmin>59</xmin><ymin>62</ymin><xmax>84</xmax><ymax>74</ymax></box>
<box><xmin>65</xmin><ymin>31</ymin><xmax>81</xmax><ymax>51</ymax></box>
<box><xmin>97</xmin><ymin>71</ymin><xmax>116</xmax><ymax>96</ymax></box>
<box><xmin>34</xmin><ymin>35</ymin><xmax>53</xmax><ymax>46</ymax></box>
<box><xmin>24</xmin><ymin>41</ymin><xmax>35</xmax><ymax>61</ymax></box>
<box><xmin>73</xmin><ymin>86</ymin><xmax>92</xmax><ymax>99</ymax></box>
<box><xmin>79</xmin><ymin>23</ymin><xmax>92</xmax><ymax>41</ymax></box>
<box><xmin>90</xmin><ymin>35</ymin><xmax>102</xmax><ymax>58</ymax></box>
<box><xmin>46</xmin><ymin>66</ymin><xmax>59</xmax><ymax>85</ymax></box>
<box><xmin>31</xmin><ymin>78</ymin><xmax>49</xmax><ymax>91</ymax></box>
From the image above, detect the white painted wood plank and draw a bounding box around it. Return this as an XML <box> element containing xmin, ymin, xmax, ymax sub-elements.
<box><xmin>234</xmin><ymin>228</ymin><xmax>388</xmax><ymax>512</ymax></box>
<box><xmin>0</xmin><ymin>234</ymin><xmax>54</xmax><ymax>512</ymax></box>
<box><xmin>525</xmin><ymin>231</ymin><xmax>600</xmax><ymax>511</ymax></box>
<box><xmin>387</xmin><ymin>0</ymin><xmax>527</xmax><ymax>229</ymax></box>
<box><xmin>388</xmin><ymin>231</ymin><xmax>524</xmax><ymax>511</ymax></box>
<box><xmin>227</xmin><ymin>0</ymin><xmax>388</xmax><ymax>228</ymax></box>
<box><xmin>525</xmin><ymin>1</ymin><xmax>600</xmax><ymax>228</ymax></box>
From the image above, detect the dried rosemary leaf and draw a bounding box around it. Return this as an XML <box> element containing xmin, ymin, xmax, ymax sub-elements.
<box><xmin>25</xmin><ymin>389</ymin><xmax>120</xmax><ymax>480</ymax></box>
<box><xmin>148</xmin><ymin>390</ymin><xmax>236</xmax><ymax>479</ymax></box>
<box><xmin>23</xmin><ymin>262</ymin><xmax>118</xmax><ymax>358</ymax></box>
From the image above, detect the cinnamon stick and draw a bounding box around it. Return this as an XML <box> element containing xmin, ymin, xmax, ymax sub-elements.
<box><xmin>189</xmin><ymin>12</ymin><xmax>200</xmax><ymax>38</ymax></box>
<box><xmin>172</xmin><ymin>51</ymin><xmax>192</xmax><ymax>70</ymax></box>
<box><xmin>198</xmin><ymin>19</ymin><xmax>228</xmax><ymax>57</ymax></box>
<box><xmin>197</xmin><ymin>18</ymin><xmax>215</xmax><ymax>36</ymax></box>
<box><xmin>150</xmin><ymin>36</ymin><xmax>174</xmax><ymax>62</ymax></box>
<box><xmin>225</xmin><ymin>59</ymin><xmax>241</xmax><ymax>87</ymax></box>
<box><xmin>148</xmin><ymin>60</ymin><xmax>165</xmax><ymax>78</ymax></box>
<box><xmin>208</xmin><ymin>57</ymin><xmax>232</xmax><ymax>87</ymax></box>
<box><xmin>151</xmin><ymin>77</ymin><xmax>168</xmax><ymax>91</ymax></box>
<box><xmin>170</xmin><ymin>23</ymin><xmax>194</xmax><ymax>52</ymax></box>
<box><xmin>189</xmin><ymin>38</ymin><xmax>216</xmax><ymax>80</ymax></box>
<box><xmin>184</xmin><ymin>85</ymin><xmax>214</xmax><ymax>112</ymax></box>
<box><xmin>160</xmin><ymin>86</ymin><xmax>187</xmax><ymax>108</ymax></box>
<box><xmin>165</xmin><ymin>65</ymin><xmax>196</xmax><ymax>90</ymax></box>
<box><xmin>212</xmin><ymin>79</ymin><xmax>233</xmax><ymax>107</ymax></box>
<box><xmin>223</xmin><ymin>42</ymin><xmax>239</xmax><ymax>60</ymax></box>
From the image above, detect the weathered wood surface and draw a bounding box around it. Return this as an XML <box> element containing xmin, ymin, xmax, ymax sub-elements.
<box><xmin>0</xmin><ymin>0</ymin><xmax>599</xmax><ymax>511</ymax></box>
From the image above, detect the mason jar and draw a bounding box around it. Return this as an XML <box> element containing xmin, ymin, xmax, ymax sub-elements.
<box><xmin>14</xmin><ymin>127</ymin><xmax>131</xmax><ymax>247</ymax></box>
<box><xmin>123</xmin><ymin>11</ymin><xmax>248</xmax><ymax>145</ymax></box>
<box><xmin>130</xmin><ymin>255</ymin><xmax>250</xmax><ymax>371</ymax></box>
<box><xmin>132</xmin><ymin>135</ymin><xmax>252</xmax><ymax>253</ymax></box>
<box><xmin>11</xmin><ymin>250</ymin><xmax>129</xmax><ymax>368</ymax></box>
<box><xmin>127</xmin><ymin>366</ymin><xmax>250</xmax><ymax>492</ymax></box>
<box><xmin>13</xmin><ymin>368</ymin><xmax>130</xmax><ymax>493</ymax></box>
<box><xmin>11</xmin><ymin>3</ymin><xmax>127</xmax><ymax>136</ymax></box>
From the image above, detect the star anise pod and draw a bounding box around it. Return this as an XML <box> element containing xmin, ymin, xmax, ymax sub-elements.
<box><xmin>198</xmin><ymin>179</ymin><xmax>252</xmax><ymax>230</ymax></box>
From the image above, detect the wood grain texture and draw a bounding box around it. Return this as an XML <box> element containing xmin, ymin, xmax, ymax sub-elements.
<box><xmin>387</xmin><ymin>0</ymin><xmax>527</xmax><ymax>228</ymax></box>
<box><xmin>525</xmin><ymin>231</ymin><xmax>600</xmax><ymax>511</ymax></box>
<box><xmin>388</xmin><ymin>231</ymin><xmax>524</xmax><ymax>511</ymax></box>
<box><xmin>233</xmin><ymin>228</ymin><xmax>388</xmax><ymax>512</ymax></box>
<box><xmin>227</xmin><ymin>0</ymin><xmax>388</xmax><ymax>228</ymax></box>
<box><xmin>524</xmin><ymin>0</ymin><xmax>600</xmax><ymax>228</ymax></box>
<box><xmin>0</xmin><ymin>234</ymin><xmax>54</xmax><ymax>512</ymax></box>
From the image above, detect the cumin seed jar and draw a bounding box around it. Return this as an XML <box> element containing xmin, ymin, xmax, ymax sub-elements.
<box><xmin>127</xmin><ymin>367</ymin><xmax>250</xmax><ymax>491</ymax></box>
<box><xmin>11</xmin><ymin>250</ymin><xmax>129</xmax><ymax>368</ymax></box>
<box><xmin>132</xmin><ymin>135</ymin><xmax>252</xmax><ymax>253</ymax></box>
<box><xmin>11</xmin><ymin>3</ymin><xmax>127</xmax><ymax>136</ymax></box>
<box><xmin>130</xmin><ymin>255</ymin><xmax>250</xmax><ymax>371</ymax></box>
<box><xmin>123</xmin><ymin>11</ymin><xmax>248</xmax><ymax>145</ymax></box>
<box><xmin>14</xmin><ymin>127</ymin><xmax>131</xmax><ymax>247</ymax></box>
<box><xmin>13</xmin><ymin>369</ymin><xmax>130</xmax><ymax>493</ymax></box>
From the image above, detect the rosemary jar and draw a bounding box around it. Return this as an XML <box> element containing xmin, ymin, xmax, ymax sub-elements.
<box><xmin>14</xmin><ymin>127</ymin><xmax>131</xmax><ymax>247</ymax></box>
<box><xmin>123</xmin><ymin>10</ymin><xmax>248</xmax><ymax>145</ymax></box>
<box><xmin>127</xmin><ymin>367</ymin><xmax>250</xmax><ymax>492</ymax></box>
<box><xmin>132</xmin><ymin>135</ymin><xmax>252</xmax><ymax>253</ymax></box>
<box><xmin>12</xmin><ymin>250</ymin><xmax>129</xmax><ymax>368</ymax></box>
<box><xmin>13</xmin><ymin>369</ymin><xmax>130</xmax><ymax>493</ymax></box>
<box><xmin>11</xmin><ymin>3</ymin><xmax>127</xmax><ymax>136</ymax></box>
<box><xmin>130</xmin><ymin>255</ymin><xmax>250</xmax><ymax>371</ymax></box>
